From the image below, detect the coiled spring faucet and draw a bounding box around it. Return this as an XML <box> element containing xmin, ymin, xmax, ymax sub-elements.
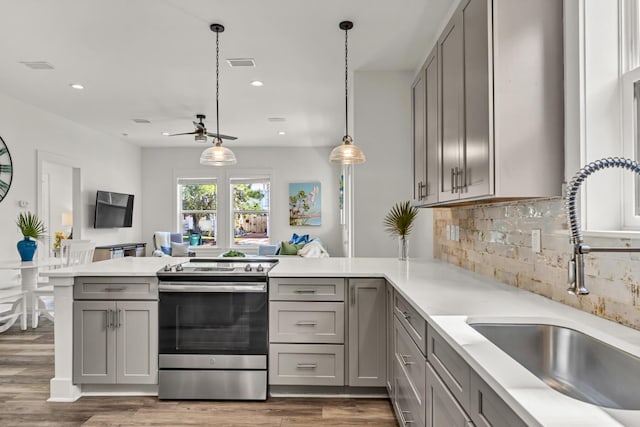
<box><xmin>566</xmin><ymin>157</ymin><xmax>640</xmax><ymax>295</ymax></box>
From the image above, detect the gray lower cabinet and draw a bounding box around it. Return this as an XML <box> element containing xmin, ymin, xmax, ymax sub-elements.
<box><xmin>469</xmin><ymin>371</ymin><xmax>526</xmax><ymax>427</ymax></box>
<box><xmin>73</xmin><ymin>300</ymin><xmax>157</xmax><ymax>385</ymax></box>
<box><xmin>269</xmin><ymin>343</ymin><xmax>345</xmax><ymax>386</ymax></box>
<box><xmin>347</xmin><ymin>278</ymin><xmax>386</xmax><ymax>387</ymax></box>
<box><xmin>385</xmin><ymin>283</ymin><xmax>394</xmax><ymax>394</ymax></box>
<box><xmin>426</xmin><ymin>362</ymin><xmax>473</xmax><ymax>427</ymax></box>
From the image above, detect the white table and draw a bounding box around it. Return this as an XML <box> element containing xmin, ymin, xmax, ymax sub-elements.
<box><xmin>0</xmin><ymin>258</ymin><xmax>62</xmax><ymax>327</ymax></box>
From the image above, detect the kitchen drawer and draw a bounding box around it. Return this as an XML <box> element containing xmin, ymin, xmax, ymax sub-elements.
<box><xmin>427</xmin><ymin>324</ymin><xmax>470</xmax><ymax>411</ymax></box>
<box><xmin>469</xmin><ymin>371</ymin><xmax>526</xmax><ymax>427</ymax></box>
<box><xmin>269</xmin><ymin>301</ymin><xmax>344</xmax><ymax>343</ymax></box>
<box><xmin>426</xmin><ymin>362</ymin><xmax>473</xmax><ymax>427</ymax></box>
<box><xmin>394</xmin><ymin>316</ymin><xmax>426</xmax><ymax>400</ymax></box>
<box><xmin>393</xmin><ymin>357</ymin><xmax>425</xmax><ymax>427</ymax></box>
<box><xmin>74</xmin><ymin>277</ymin><xmax>158</xmax><ymax>300</ymax></box>
<box><xmin>269</xmin><ymin>343</ymin><xmax>344</xmax><ymax>386</ymax></box>
<box><xmin>269</xmin><ymin>277</ymin><xmax>345</xmax><ymax>301</ymax></box>
<box><xmin>394</xmin><ymin>292</ymin><xmax>427</xmax><ymax>355</ymax></box>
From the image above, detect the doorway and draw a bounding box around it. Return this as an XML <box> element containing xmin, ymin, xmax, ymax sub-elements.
<box><xmin>36</xmin><ymin>151</ymin><xmax>81</xmax><ymax>258</ymax></box>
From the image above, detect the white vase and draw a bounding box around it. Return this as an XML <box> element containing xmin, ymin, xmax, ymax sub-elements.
<box><xmin>398</xmin><ymin>236</ymin><xmax>409</xmax><ymax>261</ymax></box>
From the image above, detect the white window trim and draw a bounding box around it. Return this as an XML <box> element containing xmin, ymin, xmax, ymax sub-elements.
<box><xmin>173</xmin><ymin>168</ymin><xmax>271</xmax><ymax>251</ymax></box>
<box><xmin>229</xmin><ymin>174</ymin><xmax>271</xmax><ymax>249</ymax></box>
<box><xmin>565</xmin><ymin>0</ymin><xmax>640</xmax><ymax>234</ymax></box>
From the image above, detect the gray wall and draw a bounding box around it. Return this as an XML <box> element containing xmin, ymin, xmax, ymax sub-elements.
<box><xmin>353</xmin><ymin>70</ymin><xmax>433</xmax><ymax>258</ymax></box>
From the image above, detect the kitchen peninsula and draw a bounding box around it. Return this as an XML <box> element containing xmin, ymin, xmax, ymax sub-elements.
<box><xmin>46</xmin><ymin>256</ymin><xmax>640</xmax><ymax>426</ymax></box>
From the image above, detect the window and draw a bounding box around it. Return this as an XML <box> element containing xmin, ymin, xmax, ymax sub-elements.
<box><xmin>178</xmin><ymin>178</ymin><xmax>218</xmax><ymax>246</ymax></box>
<box><xmin>176</xmin><ymin>172</ymin><xmax>271</xmax><ymax>249</ymax></box>
<box><xmin>231</xmin><ymin>178</ymin><xmax>270</xmax><ymax>246</ymax></box>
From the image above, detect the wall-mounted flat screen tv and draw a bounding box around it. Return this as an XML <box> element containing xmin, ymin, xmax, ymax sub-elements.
<box><xmin>94</xmin><ymin>190</ymin><xmax>134</xmax><ymax>228</ymax></box>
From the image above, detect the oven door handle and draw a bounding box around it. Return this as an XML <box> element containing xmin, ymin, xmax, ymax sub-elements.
<box><xmin>158</xmin><ymin>283</ymin><xmax>266</xmax><ymax>293</ymax></box>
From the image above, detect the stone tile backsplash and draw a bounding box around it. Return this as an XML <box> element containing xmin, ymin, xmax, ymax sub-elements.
<box><xmin>433</xmin><ymin>198</ymin><xmax>640</xmax><ymax>330</ymax></box>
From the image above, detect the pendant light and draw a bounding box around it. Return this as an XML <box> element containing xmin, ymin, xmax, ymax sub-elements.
<box><xmin>200</xmin><ymin>23</ymin><xmax>237</xmax><ymax>166</ymax></box>
<box><xmin>329</xmin><ymin>21</ymin><xmax>366</xmax><ymax>165</ymax></box>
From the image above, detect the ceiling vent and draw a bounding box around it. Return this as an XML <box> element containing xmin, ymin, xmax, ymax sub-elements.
<box><xmin>267</xmin><ymin>117</ymin><xmax>286</xmax><ymax>122</ymax></box>
<box><xmin>20</xmin><ymin>61</ymin><xmax>55</xmax><ymax>70</ymax></box>
<box><xmin>132</xmin><ymin>118</ymin><xmax>151</xmax><ymax>124</ymax></box>
<box><xmin>226</xmin><ymin>58</ymin><xmax>255</xmax><ymax>67</ymax></box>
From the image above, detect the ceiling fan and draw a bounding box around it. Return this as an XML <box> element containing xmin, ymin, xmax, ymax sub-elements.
<box><xmin>169</xmin><ymin>114</ymin><xmax>237</xmax><ymax>143</ymax></box>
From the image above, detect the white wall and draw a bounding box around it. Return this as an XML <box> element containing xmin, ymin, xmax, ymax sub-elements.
<box><xmin>0</xmin><ymin>92</ymin><xmax>142</xmax><ymax>261</ymax></box>
<box><xmin>140</xmin><ymin>146</ymin><xmax>343</xmax><ymax>256</ymax></box>
<box><xmin>352</xmin><ymin>70</ymin><xmax>433</xmax><ymax>258</ymax></box>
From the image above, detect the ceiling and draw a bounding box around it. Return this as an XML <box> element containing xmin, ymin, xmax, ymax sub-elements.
<box><xmin>0</xmin><ymin>0</ymin><xmax>452</xmax><ymax>148</ymax></box>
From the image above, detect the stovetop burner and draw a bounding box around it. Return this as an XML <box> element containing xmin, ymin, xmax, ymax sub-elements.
<box><xmin>157</xmin><ymin>258</ymin><xmax>278</xmax><ymax>277</ymax></box>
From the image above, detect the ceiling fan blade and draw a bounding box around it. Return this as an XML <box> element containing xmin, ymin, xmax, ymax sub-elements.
<box><xmin>206</xmin><ymin>132</ymin><xmax>238</xmax><ymax>141</ymax></box>
<box><xmin>169</xmin><ymin>131</ymin><xmax>198</xmax><ymax>136</ymax></box>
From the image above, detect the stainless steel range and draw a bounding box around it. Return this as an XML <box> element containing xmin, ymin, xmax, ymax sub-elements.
<box><xmin>156</xmin><ymin>258</ymin><xmax>278</xmax><ymax>400</ymax></box>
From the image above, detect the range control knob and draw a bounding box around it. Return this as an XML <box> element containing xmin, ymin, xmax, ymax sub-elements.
<box><xmin>175</xmin><ymin>264</ymin><xmax>184</xmax><ymax>272</ymax></box>
<box><xmin>164</xmin><ymin>264</ymin><xmax>172</xmax><ymax>272</ymax></box>
<box><xmin>245</xmin><ymin>264</ymin><xmax>252</xmax><ymax>272</ymax></box>
<box><xmin>256</xmin><ymin>264</ymin><xmax>264</xmax><ymax>272</ymax></box>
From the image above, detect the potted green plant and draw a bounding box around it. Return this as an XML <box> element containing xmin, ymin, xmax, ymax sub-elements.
<box><xmin>383</xmin><ymin>201</ymin><xmax>418</xmax><ymax>260</ymax></box>
<box><xmin>16</xmin><ymin>211</ymin><xmax>46</xmax><ymax>261</ymax></box>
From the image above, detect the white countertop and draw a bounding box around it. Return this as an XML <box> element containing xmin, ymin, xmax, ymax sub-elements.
<box><xmin>49</xmin><ymin>256</ymin><xmax>640</xmax><ymax>425</ymax></box>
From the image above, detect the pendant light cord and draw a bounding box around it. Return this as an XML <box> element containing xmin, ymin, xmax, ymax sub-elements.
<box><xmin>216</xmin><ymin>29</ymin><xmax>220</xmax><ymax>143</ymax></box>
<box><xmin>344</xmin><ymin>27</ymin><xmax>349</xmax><ymax>138</ymax></box>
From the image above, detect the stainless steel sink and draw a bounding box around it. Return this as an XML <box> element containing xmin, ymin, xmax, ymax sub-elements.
<box><xmin>470</xmin><ymin>323</ymin><xmax>640</xmax><ymax>410</ymax></box>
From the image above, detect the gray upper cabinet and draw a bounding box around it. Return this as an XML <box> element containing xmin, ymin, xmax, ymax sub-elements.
<box><xmin>348</xmin><ymin>278</ymin><xmax>386</xmax><ymax>387</ymax></box>
<box><xmin>419</xmin><ymin>0</ymin><xmax>564</xmax><ymax>206</ymax></box>
<box><xmin>413</xmin><ymin>70</ymin><xmax>426</xmax><ymax>203</ymax></box>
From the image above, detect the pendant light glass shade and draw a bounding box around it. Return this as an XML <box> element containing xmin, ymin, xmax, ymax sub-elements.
<box><xmin>329</xmin><ymin>136</ymin><xmax>366</xmax><ymax>164</ymax></box>
<box><xmin>200</xmin><ymin>139</ymin><xmax>237</xmax><ymax>166</ymax></box>
<box><xmin>329</xmin><ymin>20</ymin><xmax>365</xmax><ymax>165</ymax></box>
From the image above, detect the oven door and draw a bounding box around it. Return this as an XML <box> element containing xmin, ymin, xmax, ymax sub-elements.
<box><xmin>158</xmin><ymin>283</ymin><xmax>268</xmax><ymax>356</ymax></box>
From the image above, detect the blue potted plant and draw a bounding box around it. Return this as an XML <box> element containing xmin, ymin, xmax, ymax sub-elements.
<box><xmin>16</xmin><ymin>211</ymin><xmax>46</xmax><ymax>261</ymax></box>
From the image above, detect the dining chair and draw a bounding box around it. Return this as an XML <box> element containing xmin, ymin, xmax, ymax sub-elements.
<box><xmin>0</xmin><ymin>270</ymin><xmax>27</xmax><ymax>333</ymax></box>
<box><xmin>32</xmin><ymin>240</ymin><xmax>96</xmax><ymax>328</ymax></box>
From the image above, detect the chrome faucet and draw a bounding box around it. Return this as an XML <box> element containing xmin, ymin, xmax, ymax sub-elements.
<box><xmin>566</xmin><ymin>157</ymin><xmax>640</xmax><ymax>295</ymax></box>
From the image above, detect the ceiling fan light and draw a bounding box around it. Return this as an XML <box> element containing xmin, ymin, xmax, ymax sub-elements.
<box><xmin>200</xmin><ymin>144</ymin><xmax>237</xmax><ymax>166</ymax></box>
<box><xmin>329</xmin><ymin>140</ymin><xmax>366</xmax><ymax>164</ymax></box>
<box><xmin>194</xmin><ymin>133</ymin><xmax>207</xmax><ymax>143</ymax></box>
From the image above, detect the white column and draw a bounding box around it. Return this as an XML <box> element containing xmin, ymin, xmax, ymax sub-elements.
<box><xmin>48</xmin><ymin>276</ymin><xmax>81</xmax><ymax>402</ymax></box>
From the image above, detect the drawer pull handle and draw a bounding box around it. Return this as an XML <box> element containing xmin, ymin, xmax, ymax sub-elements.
<box><xmin>105</xmin><ymin>287</ymin><xmax>126</xmax><ymax>292</ymax></box>
<box><xmin>294</xmin><ymin>289</ymin><xmax>317</xmax><ymax>294</ymax></box>
<box><xmin>399</xmin><ymin>354</ymin><xmax>414</xmax><ymax>366</ymax></box>
<box><xmin>400</xmin><ymin>410</ymin><xmax>415</xmax><ymax>425</ymax></box>
<box><xmin>402</xmin><ymin>311</ymin><xmax>411</xmax><ymax>320</ymax></box>
<box><xmin>295</xmin><ymin>321</ymin><xmax>318</xmax><ymax>326</ymax></box>
<box><xmin>296</xmin><ymin>363</ymin><xmax>318</xmax><ymax>369</ymax></box>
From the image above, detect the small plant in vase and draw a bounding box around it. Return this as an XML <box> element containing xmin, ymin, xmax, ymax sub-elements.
<box><xmin>16</xmin><ymin>211</ymin><xmax>46</xmax><ymax>261</ymax></box>
<box><xmin>383</xmin><ymin>201</ymin><xmax>418</xmax><ymax>260</ymax></box>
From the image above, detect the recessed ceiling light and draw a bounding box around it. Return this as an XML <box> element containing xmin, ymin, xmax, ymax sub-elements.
<box><xmin>132</xmin><ymin>118</ymin><xmax>151</xmax><ymax>124</ymax></box>
<box><xmin>250</xmin><ymin>80</ymin><xmax>264</xmax><ymax>87</ymax></box>
<box><xmin>70</xmin><ymin>83</ymin><xmax>84</xmax><ymax>90</ymax></box>
<box><xmin>121</xmin><ymin>133</ymin><xmax>128</xmax><ymax>137</ymax></box>
<box><xmin>278</xmin><ymin>131</ymin><xmax>286</xmax><ymax>135</ymax></box>
<box><xmin>162</xmin><ymin>132</ymin><xmax>170</xmax><ymax>136</ymax></box>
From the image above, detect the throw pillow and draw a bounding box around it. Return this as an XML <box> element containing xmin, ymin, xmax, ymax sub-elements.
<box><xmin>160</xmin><ymin>245</ymin><xmax>172</xmax><ymax>256</ymax></box>
<box><xmin>171</xmin><ymin>242</ymin><xmax>189</xmax><ymax>257</ymax></box>
<box><xmin>290</xmin><ymin>233</ymin><xmax>310</xmax><ymax>244</ymax></box>
<box><xmin>280</xmin><ymin>241</ymin><xmax>305</xmax><ymax>255</ymax></box>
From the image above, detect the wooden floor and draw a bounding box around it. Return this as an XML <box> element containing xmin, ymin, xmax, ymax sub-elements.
<box><xmin>0</xmin><ymin>321</ymin><xmax>398</xmax><ymax>426</ymax></box>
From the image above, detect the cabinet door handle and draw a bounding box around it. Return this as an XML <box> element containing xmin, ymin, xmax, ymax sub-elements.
<box><xmin>106</xmin><ymin>309</ymin><xmax>112</xmax><ymax>329</ymax></box>
<box><xmin>450</xmin><ymin>168</ymin><xmax>455</xmax><ymax>193</ymax></box>
<box><xmin>417</xmin><ymin>181</ymin><xmax>424</xmax><ymax>200</ymax></box>
<box><xmin>402</xmin><ymin>311</ymin><xmax>411</xmax><ymax>320</ymax></box>
<box><xmin>118</xmin><ymin>309</ymin><xmax>122</xmax><ymax>328</ymax></box>
<box><xmin>350</xmin><ymin>284</ymin><xmax>355</xmax><ymax>306</ymax></box>
<box><xmin>295</xmin><ymin>321</ymin><xmax>318</xmax><ymax>326</ymax></box>
<box><xmin>400</xmin><ymin>410</ymin><xmax>415</xmax><ymax>425</ymax></box>
<box><xmin>459</xmin><ymin>167</ymin><xmax>466</xmax><ymax>193</ymax></box>
<box><xmin>399</xmin><ymin>354</ymin><xmax>414</xmax><ymax>366</ymax></box>
<box><xmin>293</xmin><ymin>289</ymin><xmax>317</xmax><ymax>294</ymax></box>
<box><xmin>296</xmin><ymin>363</ymin><xmax>318</xmax><ymax>369</ymax></box>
